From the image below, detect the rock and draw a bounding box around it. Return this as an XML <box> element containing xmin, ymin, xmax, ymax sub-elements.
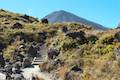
<box><xmin>21</xmin><ymin>14</ymin><xmax>29</xmax><ymax>20</ymax></box>
<box><xmin>114</xmin><ymin>31</ymin><xmax>120</xmax><ymax>42</ymax></box>
<box><xmin>12</xmin><ymin>22</ymin><xmax>23</xmax><ymax>29</ymax></box>
<box><xmin>66</xmin><ymin>31</ymin><xmax>87</xmax><ymax>44</ymax></box>
<box><xmin>20</xmin><ymin>14</ymin><xmax>33</xmax><ymax>23</ymax></box>
<box><xmin>23</xmin><ymin>58</ymin><xmax>32</xmax><ymax>68</ymax></box>
<box><xmin>0</xmin><ymin>54</ymin><xmax>5</xmax><ymax>67</ymax></box>
<box><xmin>65</xmin><ymin>71</ymin><xmax>73</xmax><ymax>80</ymax></box>
<box><xmin>41</xmin><ymin>18</ymin><xmax>48</xmax><ymax>24</ymax></box>
<box><xmin>38</xmin><ymin>32</ymin><xmax>47</xmax><ymax>43</ymax></box>
<box><xmin>27</xmin><ymin>44</ymin><xmax>38</xmax><ymax>58</ymax></box>
<box><xmin>16</xmin><ymin>62</ymin><xmax>22</xmax><ymax>68</ymax></box>
<box><xmin>61</xmin><ymin>26</ymin><xmax>68</xmax><ymax>33</ymax></box>
<box><xmin>48</xmin><ymin>49</ymin><xmax>60</xmax><ymax>59</ymax></box>
<box><xmin>71</xmin><ymin>65</ymin><xmax>83</xmax><ymax>73</ymax></box>
<box><xmin>66</xmin><ymin>31</ymin><xmax>85</xmax><ymax>39</ymax></box>
<box><xmin>12</xmin><ymin>50</ymin><xmax>25</xmax><ymax>62</ymax></box>
<box><xmin>52</xmin><ymin>59</ymin><xmax>64</xmax><ymax>67</ymax></box>
<box><xmin>12</xmin><ymin>73</ymin><xmax>24</xmax><ymax>80</ymax></box>
<box><xmin>20</xmin><ymin>14</ymin><xmax>38</xmax><ymax>23</ymax></box>
<box><xmin>12</xmin><ymin>50</ymin><xmax>19</xmax><ymax>61</ymax></box>
<box><xmin>114</xmin><ymin>47</ymin><xmax>120</xmax><ymax>60</ymax></box>
<box><xmin>87</xmin><ymin>35</ymin><xmax>98</xmax><ymax>44</ymax></box>
<box><xmin>19</xmin><ymin>43</ymin><xmax>26</xmax><ymax>49</ymax></box>
<box><xmin>0</xmin><ymin>42</ymin><xmax>6</xmax><ymax>52</ymax></box>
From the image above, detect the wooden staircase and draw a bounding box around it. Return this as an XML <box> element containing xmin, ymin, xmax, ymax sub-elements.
<box><xmin>32</xmin><ymin>55</ymin><xmax>47</xmax><ymax>65</ymax></box>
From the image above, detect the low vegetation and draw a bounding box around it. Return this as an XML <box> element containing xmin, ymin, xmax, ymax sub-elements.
<box><xmin>0</xmin><ymin>9</ymin><xmax>120</xmax><ymax>80</ymax></box>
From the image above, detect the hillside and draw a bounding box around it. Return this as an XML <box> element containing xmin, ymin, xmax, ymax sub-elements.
<box><xmin>44</xmin><ymin>10</ymin><xmax>108</xmax><ymax>30</ymax></box>
<box><xmin>0</xmin><ymin>9</ymin><xmax>120</xmax><ymax>80</ymax></box>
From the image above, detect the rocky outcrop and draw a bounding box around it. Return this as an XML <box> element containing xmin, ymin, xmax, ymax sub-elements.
<box><xmin>41</xmin><ymin>18</ymin><xmax>48</xmax><ymax>24</ymax></box>
<box><xmin>0</xmin><ymin>42</ymin><xmax>6</xmax><ymax>52</ymax></box>
<box><xmin>12</xmin><ymin>22</ymin><xmax>23</xmax><ymax>29</ymax></box>
<box><xmin>61</xmin><ymin>26</ymin><xmax>68</xmax><ymax>33</ymax></box>
<box><xmin>48</xmin><ymin>49</ymin><xmax>60</xmax><ymax>59</ymax></box>
<box><xmin>66</xmin><ymin>31</ymin><xmax>87</xmax><ymax>44</ymax></box>
<box><xmin>114</xmin><ymin>31</ymin><xmax>120</xmax><ymax>42</ymax></box>
<box><xmin>20</xmin><ymin>14</ymin><xmax>39</xmax><ymax>23</ymax></box>
<box><xmin>0</xmin><ymin>54</ymin><xmax>5</xmax><ymax>67</ymax></box>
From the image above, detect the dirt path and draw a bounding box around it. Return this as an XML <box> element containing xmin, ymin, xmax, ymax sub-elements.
<box><xmin>22</xmin><ymin>65</ymin><xmax>55</xmax><ymax>80</ymax></box>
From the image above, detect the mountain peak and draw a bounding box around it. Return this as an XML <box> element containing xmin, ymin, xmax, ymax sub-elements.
<box><xmin>44</xmin><ymin>10</ymin><xmax>108</xmax><ymax>30</ymax></box>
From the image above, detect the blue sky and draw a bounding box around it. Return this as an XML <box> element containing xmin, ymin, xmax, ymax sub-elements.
<box><xmin>0</xmin><ymin>0</ymin><xmax>120</xmax><ymax>28</ymax></box>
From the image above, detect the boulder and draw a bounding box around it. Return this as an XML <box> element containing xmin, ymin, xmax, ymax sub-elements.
<box><xmin>114</xmin><ymin>31</ymin><xmax>120</xmax><ymax>42</ymax></box>
<box><xmin>48</xmin><ymin>49</ymin><xmax>60</xmax><ymax>59</ymax></box>
<box><xmin>66</xmin><ymin>31</ymin><xmax>85</xmax><ymax>39</ymax></box>
<box><xmin>41</xmin><ymin>18</ymin><xmax>48</xmax><ymax>24</ymax></box>
<box><xmin>20</xmin><ymin>14</ymin><xmax>38</xmax><ymax>23</ymax></box>
<box><xmin>28</xmin><ymin>45</ymin><xmax>38</xmax><ymax>58</ymax></box>
<box><xmin>0</xmin><ymin>42</ymin><xmax>6</xmax><ymax>52</ymax></box>
<box><xmin>66</xmin><ymin>31</ymin><xmax>87</xmax><ymax>44</ymax></box>
<box><xmin>20</xmin><ymin>14</ymin><xmax>32</xmax><ymax>23</ymax></box>
<box><xmin>61</xmin><ymin>26</ymin><xmax>68</xmax><ymax>33</ymax></box>
<box><xmin>23</xmin><ymin>58</ymin><xmax>32</xmax><ymax>68</ymax></box>
<box><xmin>12</xmin><ymin>22</ymin><xmax>23</xmax><ymax>29</ymax></box>
<box><xmin>114</xmin><ymin>47</ymin><xmax>120</xmax><ymax>60</ymax></box>
<box><xmin>0</xmin><ymin>54</ymin><xmax>5</xmax><ymax>67</ymax></box>
<box><xmin>38</xmin><ymin>32</ymin><xmax>47</xmax><ymax>43</ymax></box>
<box><xmin>71</xmin><ymin>65</ymin><xmax>83</xmax><ymax>73</ymax></box>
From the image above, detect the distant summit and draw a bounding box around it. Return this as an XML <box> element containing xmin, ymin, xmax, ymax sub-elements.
<box><xmin>44</xmin><ymin>10</ymin><xmax>108</xmax><ymax>30</ymax></box>
<box><xmin>117</xmin><ymin>23</ymin><xmax>120</xmax><ymax>29</ymax></box>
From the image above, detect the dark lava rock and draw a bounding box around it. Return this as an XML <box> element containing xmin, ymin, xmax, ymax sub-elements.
<box><xmin>66</xmin><ymin>31</ymin><xmax>85</xmax><ymax>39</ymax></box>
<box><xmin>71</xmin><ymin>65</ymin><xmax>83</xmax><ymax>72</ymax></box>
<box><xmin>0</xmin><ymin>42</ymin><xmax>6</xmax><ymax>52</ymax></box>
<box><xmin>48</xmin><ymin>49</ymin><xmax>60</xmax><ymax>59</ymax></box>
<box><xmin>38</xmin><ymin>32</ymin><xmax>47</xmax><ymax>43</ymax></box>
<box><xmin>12</xmin><ymin>22</ymin><xmax>23</xmax><ymax>29</ymax></box>
<box><xmin>0</xmin><ymin>54</ymin><xmax>5</xmax><ymax>67</ymax></box>
<box><xmin>61</xmin><ymin>26</ymin><xmax>68</xmax><ymax>33</ymax></box>
<box><xmin>27</xmin><ymin>42</ymin><xmax>38</xmax><ymax>58</ymax></box>
<box><xmin>41</xmin><ymin>18</ymin><xmax>48</xmax><ymax>24</ymax></box>
<box><xmin>114</xmin><ymin>31</ymin><xmax>120</xmax><ymax>42</ymax></box>
<box><xmin>66</xmin><ymin>31</ymin><xmax>87</xmax><ymax>44</ymax></box>
<box><xmin>20</xmin><ymin>14</ymin><xmax>39</xmax><ymax>23</ymax></box>
<box><xmin>23</xmin><ymin>57</ymin><xmax>32</xmax><ymax>68</ymax></box>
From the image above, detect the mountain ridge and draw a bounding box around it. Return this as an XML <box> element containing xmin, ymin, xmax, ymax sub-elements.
<box><xmin>44</xmin><ymin>10</ymin><xmax>108</xmax><ymax>30</ymax></box>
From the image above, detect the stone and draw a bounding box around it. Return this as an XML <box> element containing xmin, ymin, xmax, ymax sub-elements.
<box><xmin>66</xmin><ymin>31</ymin><xmax>87</xmax><ymax>44</ymax></box>
<box><xmin>114</xmin><ymin>47</ymin><xmax>120</xmax><ymax>60</ymax></box>
<box><xmin>0</xmin><ymin>42</ymin><xmax>6</xmax><ymax>52</ymax></box>
<box><xmin>38</xmin><ymin>32</ymin><xmax>47</xmax><ymax>43</ymax></box>
<box><xmin>41</xmin><ymin>18</ymin><xmax>48</xmax><ymax>24</ymax></box>
<box><xmin>61</xmin><ymin>26</ymin><xmax>68</xmax><ymax>33</ymax></box>
<box><xmin>65</xmin><ymin>71</ymin><xmax>73</xmax><ymax>80</ymax></box>
<box><xmin>66</xmin><ymin>31</ymin><xmax>85</xmax><ymax>39</ymax></box>
<box><xmin>114</xmin><ymin>31</ymin><xmax>120</xmax><ymax>42</ymax></box>
<box><xmin>20</xmin><ymin>14</ymin><xmax>38</xmax><ymax>23</ymax></box>
<box><xmin>48</xmin><ymin>49</ymin><xmax>60</xmax><ymax>59</ymax></box>
<box><xmin>12</xmin><ymin>22</ymin><xmax>23</xmax><ymax>29</ymax></box>
<box><xmin>0</xmin><ymin>54</ymin><xmax>5</xmax><ymax>67</ymax></box>
<box><xmin>27</xmin><ymin>45</ymin><xmax>37</xmax><ymax>58</ymax></box>
<box><xmin>23</xmin><ymin>58</ymin><xmax>32</xmax><ymax>68</ymax></box>
<box><xmin>71</xmin><ymin>65</ymin><xmax>83</xmax><ymax>73</ymax></box>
